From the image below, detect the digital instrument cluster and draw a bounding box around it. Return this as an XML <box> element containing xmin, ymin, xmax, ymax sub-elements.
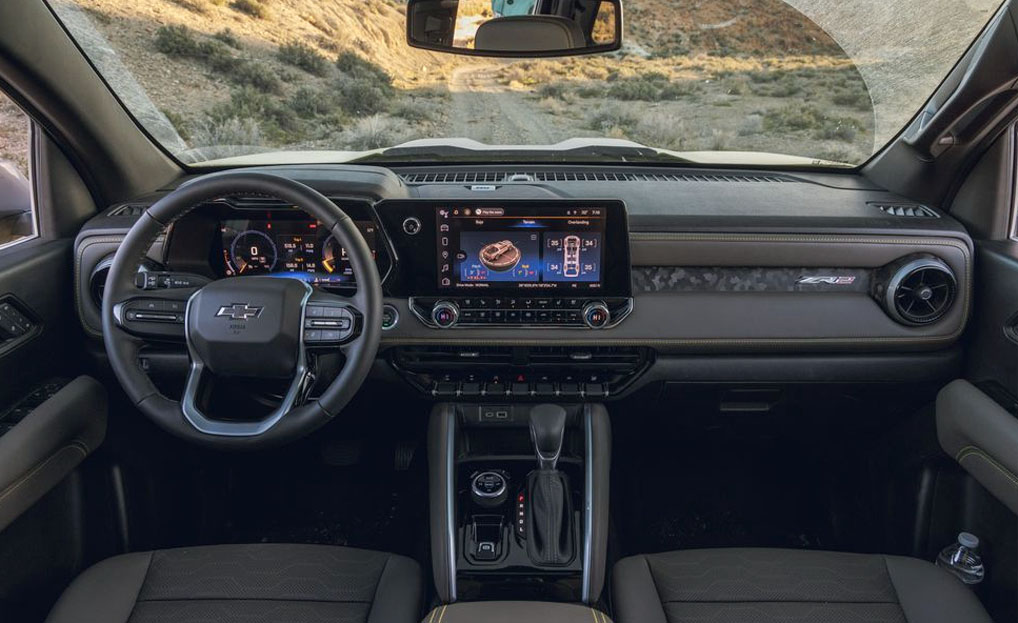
<box><xmin>220</xmin><ymin>217</ymin><xmax>378</xmax><ymax>285</ymax></box>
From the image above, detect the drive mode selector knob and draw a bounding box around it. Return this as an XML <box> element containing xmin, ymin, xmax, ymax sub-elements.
<box><xmin>471</xmin><ymin>471</ymin><xmax>508</xmax><ymax>508</ymax></box>
<box><xmin>431</xmin><ymin>301</ymin><xmax>460</xmax><ymax>328</ymax></box>
<box><xmin>583</xmin><ymin>301</ymin><xmax>611</xmax><ymax>328</ymax></box>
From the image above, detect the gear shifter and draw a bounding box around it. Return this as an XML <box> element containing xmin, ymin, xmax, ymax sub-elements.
<box><xmin>530</xmin><ymin>403</ymin><xmax>567</xmax><ymax>470</ymax></box>
<box><xmin>525</xmin><ymin>404</ymin><xmax>574</xmax><ymax>566</ymax></box>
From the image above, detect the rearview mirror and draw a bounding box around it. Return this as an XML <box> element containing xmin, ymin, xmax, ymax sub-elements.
<box><xmin>407</xmin><ymin>0</ymin><xmax>622</xmax><ymax>58</ymax></box>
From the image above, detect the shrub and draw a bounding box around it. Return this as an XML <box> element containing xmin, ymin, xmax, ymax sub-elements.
<box><xmin>155</xmin><ymin>25</ymin><xmax>200</xmax><ymax>57</ymax></box>
<box><xmin>391</xmin><ymin>99</ymin><xmax>436</xmax><ymax>123</ymax></box>
<box><xmin>210</xmin><ymin>87</ymin><xmax>298</xmax><ymax>135</ymax></box>
<box><xmin>633</xmin><ymin>111</ymin><xmax>687</xmax><ymax>150</ymax></box>
<box><xmin>189</xmin><ymin>115</ymin><xmax>263</xmax><ymax>147</ymax></box>
<box><xmin>289</xmin><ymin>87</ymin><xmax>335</xmax><ymax>118</ymax></box>
<box><xmin>536</xmin><ymin>83</ymin><xmax>568</xmax><ymax>100</ymax></box>
<box><xmin>763</xmin><ymin>105</ymin><xmax>825</xmax><ymax>132</ymax></box>
<box><xmin>230</xmin><ymin>0</ymin><xmax>269</xmax><ymax>18</ymax></box>
<box><xmin>814</xmin><ymin>117</ymin><xmax>862</xmax><ymax>142</ymax></box>
<box><xmin>343</xmin><ymin>115</ymin><xmax>402</xmax><ymax>150</ymax></box>
<box><xmin>230</xmin><ymin>62</ymin><xmax>281</xmax><ymax>94</ymax></box>
<box><xmin>336</xmin><ymin>51</ymin><xmax>391</xmax><ymax>86</ymax></box>
<box><xmin>587</xmin><ymin>106</ymin><xmax>637</xmax><ymax>133</ymax></box>
<box><xmin>337</xmin><ymin>78</ymin><xmax>392</xmax><ymax>116</ymax></box>
<box><xmin>832</xmin><ymin>90</ymin><xmax>871</xmax><ymax>111</ymax></box>
<box><xmin>277</xmin><ymin>41</ymin><xmax>329</xmax><ymax>77</ymax></box>
<box><xmin>214</xmin><ymin>28</ymin><xmax>242</xmax><ymax>49</ymax></box>
<box><xmin>606</xmin><ymin>77</ymin><xmax>699</xmax><ymax>101</ymax></box>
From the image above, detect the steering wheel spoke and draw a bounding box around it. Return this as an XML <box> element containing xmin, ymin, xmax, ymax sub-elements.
<box><xmin>112</xmin><ymin>286</ymin><xmax>201</xmax><ymax>342</ymax></box>
<box><xmin>304</xmin><ymin>291</ymin><xmax>364</xmax><ymax>349</ymax></box>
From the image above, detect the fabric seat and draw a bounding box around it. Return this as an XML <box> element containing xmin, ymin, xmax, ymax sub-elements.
<box><xmin>612</xmin><ymin>548</ymin><xmax>992</xmax><ymax>623</ymax></box>
<box><xmin>45</xmin><ymin>543</ymin><xmax>423</xmax><ymax>623</ymax></box>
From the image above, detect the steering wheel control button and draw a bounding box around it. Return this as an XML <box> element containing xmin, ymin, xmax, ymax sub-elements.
<box><xmin>402</xmin><ymin>217</ymin><xmax>422</xmax><ymax>236</ymax></box>
<box><xmin>381</xmin><ymin>305</ymin><xmax>399</xmax><ymax>330</ymax></box>
<box><xmin>583</xmin><ymin>301</ymin><xmax>611</xmax><ymax>328</ymax></box>
<box><xmin>471</xmin><ymin>471</ymin><xmax>508</xmax><ymax>508</ymax></box>
<box><xmin>431</xmin><ymin>301</ymin><xmax>460</xmax><ymax>328</ymax></box>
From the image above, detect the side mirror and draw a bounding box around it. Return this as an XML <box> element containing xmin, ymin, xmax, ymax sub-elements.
<box><xmin>407</xmin><ymin>0</ymin><xmax>622</xmax><ymax>58</ymax></box>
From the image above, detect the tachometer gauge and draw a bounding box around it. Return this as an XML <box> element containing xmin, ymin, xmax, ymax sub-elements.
<box><xmin>230</xmin><ymin>230</ymin><xmax>277</xmax><ymax>274</ymax></box>
<box><xmin>321</xmin><ymin>234</ymin><xmax>348</xmax><ymax>275</ymax></box>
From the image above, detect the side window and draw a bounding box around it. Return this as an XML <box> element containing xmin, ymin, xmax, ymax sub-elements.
<box><xmin>0</xmin><ymin>92</ymin><xmax>34</xmax><ymax>248</ymax></box>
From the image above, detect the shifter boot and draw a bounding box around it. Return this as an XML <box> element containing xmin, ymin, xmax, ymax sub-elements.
<box><xmin>525</xmin><ymin>469</ymin><xmax>574</xmax><ymax>566</ymax></box>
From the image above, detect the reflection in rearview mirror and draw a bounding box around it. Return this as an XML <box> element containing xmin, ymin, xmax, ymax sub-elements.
<box><xmin>407</xmin><ymin>0</ymin><xmax>622</xmax><ymax>58</ymax></box>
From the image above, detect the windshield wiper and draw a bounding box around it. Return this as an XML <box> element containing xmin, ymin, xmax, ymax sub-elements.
<box><xmin>348</xmin><ymin>139</ymin><xmax>694</xmax><ymax>164</ymax></box>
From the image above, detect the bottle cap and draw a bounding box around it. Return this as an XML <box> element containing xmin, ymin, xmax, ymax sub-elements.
<box><xmin>958</xmin><ymin>532</ymin><xmax>979</xmax><ymax>549</ymax></box>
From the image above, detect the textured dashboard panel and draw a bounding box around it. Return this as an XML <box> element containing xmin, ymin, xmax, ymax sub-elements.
<box><xmin>632</xmin><ymin>267</ymin><xmax>871</xmax><ymax>293</ymax></box>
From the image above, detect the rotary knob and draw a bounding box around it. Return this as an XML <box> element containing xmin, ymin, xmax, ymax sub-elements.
<box><xmin>583</xmin><ymin>301</ymin><xmax>611</xmax><ymax>329</ymax></box>
<box><xmin>431</xmin><ymin>301</ymin><xmax>460</xmax><ymax>328</ymax></box>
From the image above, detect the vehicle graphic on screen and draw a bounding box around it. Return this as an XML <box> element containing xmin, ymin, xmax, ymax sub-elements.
<box><xmin>562</xmin><ymin>235</ymin><xmax>581</xmax><ymax>278</ymax></box>
<box><xmin>479</xmin><ymin>240</ymin><xmax>522</xmax><ymax>272</ymax></box>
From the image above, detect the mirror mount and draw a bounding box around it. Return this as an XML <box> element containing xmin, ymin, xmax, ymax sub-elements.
<box><xmin>407</xmin><ymin>0</ymin><xmax>622</xmax><ymax>58</ymax></box>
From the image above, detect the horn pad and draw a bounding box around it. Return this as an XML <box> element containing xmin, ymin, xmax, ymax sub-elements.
<box><xmin>187</xmin><ymin>277</ymin><xmax>308</xmax><ymax>378</ymax></box>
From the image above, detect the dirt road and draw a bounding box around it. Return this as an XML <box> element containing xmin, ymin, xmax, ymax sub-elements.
<box><xmin>446</xmin><ymin>65</ymin><xmax>570</xmax><ymax>145</ymax></box>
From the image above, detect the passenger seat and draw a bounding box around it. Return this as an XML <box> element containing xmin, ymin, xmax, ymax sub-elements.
<box><xmin>612</xmin><ymin>548</ymin><xmax>992</xmax><ymax>623</ymax></box>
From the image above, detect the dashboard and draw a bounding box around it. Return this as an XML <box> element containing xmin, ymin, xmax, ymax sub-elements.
<box><xmin>73</xmin><ymin>164</ymin><xmax>974</xmax><ymax>396</ymax></box>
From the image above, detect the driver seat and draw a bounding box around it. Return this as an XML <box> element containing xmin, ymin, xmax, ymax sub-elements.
<box><xmin>44</xmin><ymin>543</ymin><xmax>422</xmax><ymax>623</ymax></box>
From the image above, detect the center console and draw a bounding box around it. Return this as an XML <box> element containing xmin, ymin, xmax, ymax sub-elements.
<box><xmin>428</xmin><ymin>402</ymin><xmax>611</xmax><ymax>605</ymax></box>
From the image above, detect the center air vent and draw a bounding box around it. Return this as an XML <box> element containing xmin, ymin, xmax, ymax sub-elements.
<box><xmin>876</xmin><ymin>256</ymin><xmax>956</xmax><ymax>326</ymax></box>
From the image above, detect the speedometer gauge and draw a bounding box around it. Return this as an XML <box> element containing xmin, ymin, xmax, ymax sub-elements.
<box><xmin>230</xmin><ymin>230</ymin><xmax>277</xmax><ymax>274</ymax></box>
<box><xmin>321</xmin><ymin>234</ymin><xmax>347</xmax><ymax>275</ymax></box>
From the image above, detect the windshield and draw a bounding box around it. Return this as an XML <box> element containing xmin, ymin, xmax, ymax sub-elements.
<box><xmin>49</xmin><ymin>0</ymin><xmax>1001</xmax><ymax>167</ymax></box>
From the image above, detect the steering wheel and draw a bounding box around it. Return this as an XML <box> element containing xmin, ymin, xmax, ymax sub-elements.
<box><xmin>101</xmin><ymin>171</ymin><xmax>382</xmax><ymax>449</ymax></box>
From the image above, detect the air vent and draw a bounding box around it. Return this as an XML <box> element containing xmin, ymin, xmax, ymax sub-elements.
<box><xmin>399</xmin><ymin>171</ymin><xmax>796</xmax><ymax>185</ymax></box>
<box><xmin>88</xmin><ymin>257</ymin><xmax>114</xmax><ymax>307</ymax></box>
<box><xmin>107</xmin><ymin>203</ymin><xmax>149</xmax><ymax>217</ymax></box>
<box><xmin>870</xmin><ymin>202</ymin><xmax>939</xmax><ymax>218</ymax></box>
<box><xmin>881</xmin><ymin>257</ymin><xmax>956</xmax><ymax>326</ymax></box>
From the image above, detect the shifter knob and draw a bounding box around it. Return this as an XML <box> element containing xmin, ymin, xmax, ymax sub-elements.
<box><xmin>530</xmin><ymin>404</ymin><xmax>567</xmax><ymax>470</ymax></box>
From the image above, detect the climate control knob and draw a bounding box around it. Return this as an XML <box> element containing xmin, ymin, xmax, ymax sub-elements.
<box><xmin>583</xmin><ymin>301</ymin><xmax>611</xmax><ymax>329</ymax></box>
<box><xmin>431</xmin><ymin>301</ymin><xmax>460</xmax><ymax>328</ymax></box>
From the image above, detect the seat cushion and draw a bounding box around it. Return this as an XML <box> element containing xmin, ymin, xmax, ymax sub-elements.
<box><xmin>612</xmin><ymin>548</ymin><xmax>992</xmax><ymax>623</ymax></box>
<box><xmin>46</xmin><ymin>543</ymin><xmax>423</xmax><ymax>623</ymax></box>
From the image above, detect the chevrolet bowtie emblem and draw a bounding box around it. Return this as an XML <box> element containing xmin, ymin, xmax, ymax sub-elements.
<box><xmin>216</xmin><ymin>303</ymin><xmax>263</xmax><ymax>321</ymax></box>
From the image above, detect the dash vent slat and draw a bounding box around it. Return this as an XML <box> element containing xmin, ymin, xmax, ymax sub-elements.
<box><xmin>399</xmin><ymin>171</ymin><xmax>796</xmax><ymax>185</ymax></box>
<box><xmin>870</xmin><ymin>202</ymin><xmax>939</xmax><ymax>218</ymax></box>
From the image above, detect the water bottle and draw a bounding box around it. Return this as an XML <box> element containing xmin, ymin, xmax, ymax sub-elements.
<box><xmin>936</xmin><ymin>532</ymin><xmax>985</xmax><ymax>585</ymax></box>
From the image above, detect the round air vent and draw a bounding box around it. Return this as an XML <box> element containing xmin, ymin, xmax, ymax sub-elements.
<box><xmin>89</xmin><ymin>256</ymin><xmax>159</xmax><ymax>308</ymax></box>
<box><xmin>882</xmin><ymin>256</ymin><xmax>957</xmax><ymax>326</ymax></box>
<box><xmin>89</xmin><ymin>256</ymin><xmax>115</xmax><ymax>307</ymax></box>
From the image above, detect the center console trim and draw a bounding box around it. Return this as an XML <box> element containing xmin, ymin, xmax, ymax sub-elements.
<box><xmin>446</xmin><ymin>415</ymin><xmax>458</xmax><ymax>601</ymax></box>
<box><xmin>581</xmin><ymin>406</ymin><xmax>593</xmax><ymax>602</ymax></box>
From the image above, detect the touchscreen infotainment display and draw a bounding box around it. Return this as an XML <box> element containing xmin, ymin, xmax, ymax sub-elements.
<box><xmin>437</xmin><ymin>206</ymin><xmax>605</xmax><ymax>291</ymax></box>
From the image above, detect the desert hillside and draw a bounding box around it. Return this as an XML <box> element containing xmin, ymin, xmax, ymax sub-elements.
<box><xmin>38</xmin><ymin>0</ymin><xmax>997</xmax><ymax>164</ymax></box>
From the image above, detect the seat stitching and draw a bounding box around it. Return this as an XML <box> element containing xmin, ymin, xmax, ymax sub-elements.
<box><xmin>363</xmin><ymin>553</ymin><xmax>390</xmax><ymax>623</ymax></box>
<box><xmin>881</xmin><ymin>556</ymin><xmax>910</xmax><ymax>623</ymax></box>
<box><xmin>436</xmin><ymin>604</ymin><xmax>448</xmax><ymax>623</ymax></box>
<box><xmin>659</xmin><ymin>599</ymin><xmax>904</xmax><ymax>604</ymax></box>
<box><xmin>589</xmin><ymin>607</ymin><xmax>598</xmax><ymax>623</ymax></box>
<box><xmin>125</xmin><ymin>552</ymin><xmax>155</xmax><ymax>623</ymax></box>
<box><xmin>642</xmin><ymin>555</ymin><xmax>667</xmax><ymax>614</ymax></box>
<box><xmin>957</xmin><ymin>446</ymin><xmax>1018</xmax><ymax>488</ymax></box>
<box><xmin>134</xmin><ymin>598</ymin><xmax>376</xmax><ymax>604</ymax></box>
